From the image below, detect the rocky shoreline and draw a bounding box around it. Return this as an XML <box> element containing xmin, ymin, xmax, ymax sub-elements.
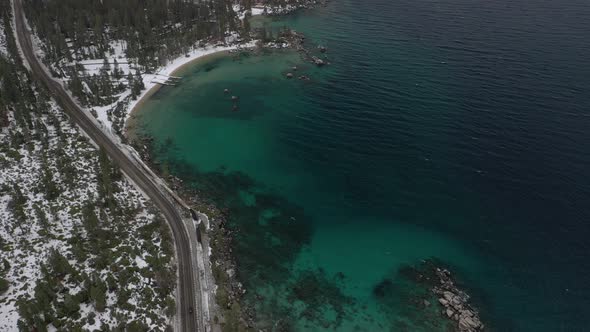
<box><xmin>125</xmin><ymin>34</ymin><xmax>335</xmax><ymax>329</ymax></box>
<box><xmin>433</xmin><ymin>267</ymin><xmax>485</xmax><ymax>331</ymax></box>
<box><xmin>280</xmin><ymin>29</ymin><xmax>330</xmax><ymax>67</ymax></box>
<box><xmin>252</xmin><ymin>26</ymin><xmax>330</xmax><ymax>76</ymax></box>
<box><xmin>126</xmin><ymin>33</ymin><xmax>485</xmax><ymax>332</ymax></box>
<box><xmin>130</xmin><ymin>139</ymin><xmax>256</xmax><ymax>330</ymax></box>
<box><xmin>256</xmin><ymin>0</ymin><xmax>328</xmax><ymax>16</ymax></box>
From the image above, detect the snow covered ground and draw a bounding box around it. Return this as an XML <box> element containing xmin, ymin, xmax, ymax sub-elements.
<box><xmin>0</xmin><ymin>44</ymin><xmax>177</xmax><ymax>330</ymax></box>
<box><xmin>60</xmin><ymin>40</ymin><xmax>136</xmax><ymax>131</ymax></box>
<box><xmin>31</xmin><ymin>33</ymin><xmax>255</xmax><ymax>136</ymax></box>
<box><xmin>0</xmin><ymin>101</ymin><xmax>177</xmax><ymax>331</ymax></box>
<box><xmin>0</xmin><ymin>20</ymin><xmax>8</xmax><ymax>58</ymax></box>
<box><xmin>0</xmin><ymin>97</ymin><xmax>177</xmax><ymax>330</ymax></box>
<box><xmin>233</xmin><ymin>0</ymin><xmax>321</xmax><ymax>19</ymax></box>
<box><xmin>233</xmin><ymin>4</ymin><xmax>266</xmax><ymax>20</ymax></box>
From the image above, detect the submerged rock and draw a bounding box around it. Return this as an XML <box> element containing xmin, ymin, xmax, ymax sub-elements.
<box><xmin>313</xmin><ymin>57</ymin><xmax>325</xmax><ymax>66</ymax></box>
<box><xmin>375</xmin><ymin>259</ymin><xmax>486</xmax><ymax>331</ymax></box>
<box><xmin>372</xmin><ymin>279</ymin><xmax>393</xmax><ymax>298</ymax></box>
<box><xmin>432</xmin><ymin>266</ymin><xmax>485</xmax><ymax>331</ymax></box>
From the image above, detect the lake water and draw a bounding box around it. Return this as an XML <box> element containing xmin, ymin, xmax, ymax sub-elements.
<box><xmin>131</xmin><ymin>0</ymin><xmax>590</xmax><ymax>330</ymax></box>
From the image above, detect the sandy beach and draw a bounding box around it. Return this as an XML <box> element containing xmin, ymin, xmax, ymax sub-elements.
<box><xmin>124</xmin><ymin>42</ymin><xmax>255</xmax><ymax>137</ymax></box>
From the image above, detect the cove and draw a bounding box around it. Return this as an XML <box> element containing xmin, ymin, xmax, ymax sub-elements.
<box><xmin>130</xmin><ymin>49</ymin><xmax>487</xmax><ymax>330</ymax></box>
<box><xmin>130</xmin><ymin>0</ymin><xmax>590</xmax><ymax>330</ymax></box>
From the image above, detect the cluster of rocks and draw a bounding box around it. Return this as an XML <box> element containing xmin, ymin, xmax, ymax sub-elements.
<box><xmin>285</xmin><ymin>66</ymin><xmax>311</xmax><ymax>80</ymax></box>
<box><xmin>301</xmin><ymin>43</ymin><xmax>330</xmax><ymax>67</ymax></box>
<box><xmin>311</xmin><ymin>56</ymin><xmax>326</xmax><ymax>66</ymax></box>
<box><xmin>211</xmin><ymin>218</ymin><xmax>260</xmax><ymax>328</ymax></box>
<box><xmin>264</xmin><ymin>41</ymin><xmax>291</xmax><ymax>49</ymax></box>
<box><xmin>433</xmin><ymin>268</ymin><xmax>485</xmax><ymax>331</ymax></box>
<box><xmin>131</xmin><ymin>136</ymin><xmax>155</xmax><ymax>163</ymax></box>
<box><xmin>228</xmin><ymin>44</ymin><xmax>251</xmax><ymax>53</ymax></box>
<box><xmin>276</xmin><ymin>29</ymin><xmax>330</xmax><ymax>67</ymax></box>
<box><xmin>263</xmin><ymin>0</ymin><xmax>329</xmax><ymax>16</ymax></box>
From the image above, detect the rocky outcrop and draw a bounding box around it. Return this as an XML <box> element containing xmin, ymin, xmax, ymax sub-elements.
<box><xmin>312</xmin><ymin>56</ymin><xmax>325</xmax><ymax>66</ymax></box>
<box><xmin>261</xmin><ymin>0</ymin><xmax>329</xmax><ymax>16</ymax></box>
<box><xmin>432</xmin><ymin>268</ymin><xmax>485</xmax><ymax>331</ymax></box>
<box><xmin>271</xmin><ymin>28</ymin><xmax>330</xmax><ymax>67</ymax></box>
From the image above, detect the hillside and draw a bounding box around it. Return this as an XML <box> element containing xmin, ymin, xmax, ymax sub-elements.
<box><xmin>0</xmin><ymin>5</ymin><xmax>176</xmax><ymax>331</ymax></box>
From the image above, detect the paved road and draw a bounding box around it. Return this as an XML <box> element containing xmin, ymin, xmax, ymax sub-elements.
<box><xmin>13</xmin><ymin>1</ymin><xmax>202</xmax><ymax>330</ymax></box>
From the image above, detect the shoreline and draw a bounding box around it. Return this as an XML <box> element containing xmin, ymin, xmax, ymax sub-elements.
<box><xmin>124</xmin><ymin>42</ymin><xmax>255</xmax><ymax>137</ymax></box>
<box><xmin>121</xmin><ymin>43</ymin><xmax>256</xmax><ymax>330</ymax></box>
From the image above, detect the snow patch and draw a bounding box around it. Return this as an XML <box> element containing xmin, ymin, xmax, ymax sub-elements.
<box><xmin>135</xmin><ymin>256</ymin><xmax>148</xmax><ymax>269</ymax></box>
<box><xmin>0</xmin><ymin>19</ymin><xmax>8</xmax><ymax>58</ymax></box>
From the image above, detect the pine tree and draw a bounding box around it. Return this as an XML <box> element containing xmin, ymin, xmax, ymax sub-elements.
<box><xmin>127</xmin><ymin>71</ymin><xmax>134</xmax><ymax>91</ymax></box>
<box><xmin>131</xmin><ymin>69</ymin><xmax>144</xmax><ymax>98</ymax></box>
<box><xmin>41</xmin><ymin>162</ymin><xmax>60</xmax><ymax>200</ymax></box>
<box><xmin>243</xmin><ymin>13</ymin><xmax>252</xmax><ymax>38</ymax></box>
<box><xmin>101</xmin><ymin>57</ymin><xmax>111</xmax><ymax>73</ymax></box>
<box><xmin>82</xmin><ymin>203</ymin><xmax>99</xmax><ymax>235</ymax></box>
<box><xmin>10</xmin><ymin>184</ymin><xmax>27</xmax><ymax>225</ymax></box>
<box><xmin>48</xmin><ymin>248</ymin><xmax>72</xmax><ymax>278</ymax></box>
<box><xmin>69</xmin><ymin>71</ymin><xmax>84</xmax><ymax>103</ymax></box>
<box><xmin>89</xmin><ymin>274</ymin><xmax>107</xmax><ymax>312</ymax></box>
<box><xmin>113</xmin><ymin>58</ymin><xmax>122</xmax><ymax>80</ymax></box>
<box><xmin>62</xmin><ymin>293</ymin><xmax>80</xmax><ymax>315</ymax></box>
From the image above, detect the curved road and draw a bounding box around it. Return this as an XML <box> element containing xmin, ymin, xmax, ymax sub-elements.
<box><xmin>12</xmin><ymin>0</ymin><xmax>202</xmax><ymax>331</ymax></box>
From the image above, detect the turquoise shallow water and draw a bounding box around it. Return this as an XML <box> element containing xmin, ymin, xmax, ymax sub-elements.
<box><xmin>135</xmin><ymin>50</ymin><xmax>486</xmax><ymax>330</ymax></box>
<box><xmin>133</xmin><ymin>0</ymin><xmax>590</xmax><ymax>330</ymax></box>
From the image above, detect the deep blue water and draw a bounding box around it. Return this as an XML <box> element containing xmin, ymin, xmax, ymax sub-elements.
<box><xmin>136</xmin><ymin>0</ymin><xmax>590</xmax><ymax>329</ymax></box>
<box><xmin>280</xmin><ymin>0</ymin><xmax>590</xmax><ymax>329</ymax></box>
